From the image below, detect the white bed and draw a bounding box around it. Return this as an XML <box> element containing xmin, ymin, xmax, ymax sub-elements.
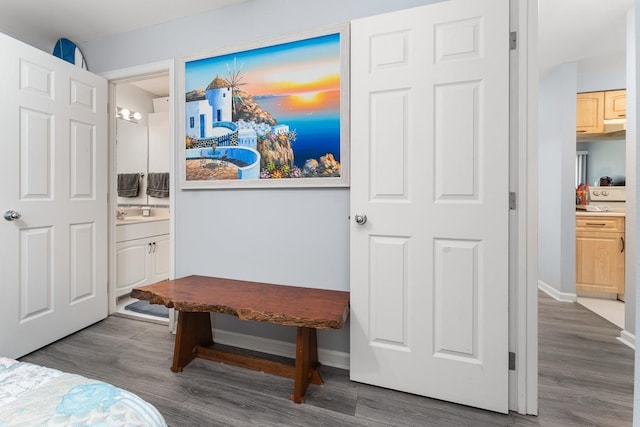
<box><xmin>0</xmin><ymin>357</ymin><xmax>167</xmax><ymax>426</ymax></box>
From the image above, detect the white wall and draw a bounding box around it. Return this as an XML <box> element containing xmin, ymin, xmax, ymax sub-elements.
<box><xmin>578</xmin><ymin>53</ymin><xmax>626</xmax><ymax>92</ymax></box>
<box><xmin>115</xmin><ymin>83</ymin><xmax>155</xmax><ymax>127</ymax></box>
<box><xmin>577</xmin><ymin>139</ymin><xmax>626</xmax><ymax>186</ymax></box>
<box><xmin>81</xmin><ymin>0</ymin><xmax>442</xmax><ymax>355</ymax></box>
<box><xmin>538</xmin><ymin>62</ymin><xmax>577</xmax><ymax>297</ymax></box>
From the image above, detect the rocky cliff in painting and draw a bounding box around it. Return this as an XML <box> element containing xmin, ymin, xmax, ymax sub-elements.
<box><xmin>302</xmin><ymin>153</ymin><xmax>341</xmax><ymax>177</ymax></box>
<box><xmin>258</xmin><ymin>131</ymin><xmax>295</xmax><ymax>172</ymax></box>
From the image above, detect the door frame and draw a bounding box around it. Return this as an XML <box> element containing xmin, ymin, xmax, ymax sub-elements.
<box><xmin>510</xmin><ymin>0</ymin><xmax>538</xmax><ymax>415</ymax></box>
<box><xmin>100</xmin><ymin>60</ymin><xmax>176</xmax><ymax>314</ymax></box>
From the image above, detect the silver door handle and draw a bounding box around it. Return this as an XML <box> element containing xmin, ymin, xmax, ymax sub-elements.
<box><xmin>354</xmin><ymin>214</ymin><xmax>367</xmax><ymax>225</ymax></box>
<box><xmin>4</xmin><ymin>210</ymin><xmax>21</xmax><ymax>221</ymax></box>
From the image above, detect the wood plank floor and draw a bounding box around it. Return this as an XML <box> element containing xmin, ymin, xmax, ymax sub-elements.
<box><xmin>20</xmin><ymin>291</ymin><xmax>633</xmax><ymax>426</ymax></box>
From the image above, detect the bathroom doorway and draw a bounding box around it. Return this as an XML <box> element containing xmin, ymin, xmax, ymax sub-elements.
<box><xmin>103</xmin><ymin>62</ymin><xmax>175</xmax><ymax>325</ymax></box>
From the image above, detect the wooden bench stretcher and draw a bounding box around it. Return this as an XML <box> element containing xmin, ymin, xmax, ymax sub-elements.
<box><xmin>131</xmin><ymin>275</ymin><xmax>350</xmax><ymax>404</ymax></box>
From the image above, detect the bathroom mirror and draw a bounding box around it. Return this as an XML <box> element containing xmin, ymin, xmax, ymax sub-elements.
<box><xmin>116</xmin><ymin>119</ymin><xmax>149</xmax><ymax>205</ymax></box>
<box><xmin>115</xmin><ymin>79</ymin><xmax>170</xmax><ymax>207</ymax></box>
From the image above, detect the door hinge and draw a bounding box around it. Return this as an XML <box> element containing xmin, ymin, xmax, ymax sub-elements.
<box><xmin>509</xmin><ymin>192</ymin><xmax>516</xmax><ymax>210</ymax></box>
<box><xmin>509</xmin><ymin>352</ymin><xmax>516</xmax><ymax>370</ymax></box>
<box><xmin>510</xmin><ymin>31</ymin><xmax>517</xmax><ymax>50</ymax></box>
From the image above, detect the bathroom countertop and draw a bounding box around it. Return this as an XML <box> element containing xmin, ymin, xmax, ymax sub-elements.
<box><xmin>116</xmin><ymin>216</ymin><xmax>170</xmax><ymax>226</ymax></box>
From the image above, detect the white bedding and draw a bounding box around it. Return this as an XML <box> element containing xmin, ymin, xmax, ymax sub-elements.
<box><xmin>0</xmin><ymin>357</ymin><xmax>166</xmax><ymax>426</ymax></box>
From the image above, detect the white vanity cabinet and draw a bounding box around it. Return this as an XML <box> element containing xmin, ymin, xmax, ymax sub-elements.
<box><xmin>116</xmin><ymin>219</ymin><xmax>169</xmax><ymax>296</ymax></box>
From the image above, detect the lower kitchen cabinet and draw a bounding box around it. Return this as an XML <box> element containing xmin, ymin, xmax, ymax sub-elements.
<box><xmin>576</xmin><ymin>216</ymin><xmax>625</xmax><ymax>295</ymax></box>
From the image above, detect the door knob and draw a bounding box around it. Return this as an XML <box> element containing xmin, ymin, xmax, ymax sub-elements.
<box><xmin>4</xmin><ymin>210</ymin><xmax>21</xmax><ymax>221</ymax></box>
<box><xmin>354</xmin><ymin>214</ymin><xmax>367</xmax><ymax>225</ymax></box>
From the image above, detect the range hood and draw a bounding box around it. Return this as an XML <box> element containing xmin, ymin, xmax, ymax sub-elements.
<box><xmin>603</xmin><ymin>118</ymin><xmax>626</xmax><ymax>133</ymax></box>
<box><xmin>577</xmin><ymin>118</ymin><xmax>626</xmax><ymax>140</ymax></box>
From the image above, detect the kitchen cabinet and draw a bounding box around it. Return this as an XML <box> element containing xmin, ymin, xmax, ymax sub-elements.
<box><xmin>116</xmin><ymin>220</ymin><xmax>169</xmax><ymax>297</ymax></box>
<box><xmin>576</xmin><ymin>215</ymin><xmax>625</xmax><ymax>295</ymax></box>
<box><xmin>576</xmin><ymin>92</ymin><xmax>605</xmax><ymax>134</ymax></box>
<box><xmin>576</xmin><ymin>89</ymin><xmax>626</xmax><ymax>135</ymax></box>
<box><xmin>604</xmin><ymin>89</ymin><xmax>626</xmax><ymax>120</ymax></box>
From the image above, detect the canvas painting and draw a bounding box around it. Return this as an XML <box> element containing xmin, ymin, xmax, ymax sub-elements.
<box><xmin>182</xmin><ymin>27</ymin><xmax>348</xmax><ymax>188</ymax></box>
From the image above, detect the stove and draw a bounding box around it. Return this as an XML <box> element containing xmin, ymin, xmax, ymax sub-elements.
<box><xmin>587</xmin><ymin>186</ymin><xmax>626</xmax><ymax>213</ymax></box>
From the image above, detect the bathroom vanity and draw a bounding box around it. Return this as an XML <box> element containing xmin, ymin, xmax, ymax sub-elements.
<box><xmin>115</xmin><ymin>216</ymin><xmax>169</xmax><ymax>297</ymax></box>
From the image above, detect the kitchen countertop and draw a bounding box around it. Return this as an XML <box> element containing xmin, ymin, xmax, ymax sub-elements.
<box><xmin>576</xmin><ymin>210</ymin><xmax>625</xmax><ymax>218</ymax></box>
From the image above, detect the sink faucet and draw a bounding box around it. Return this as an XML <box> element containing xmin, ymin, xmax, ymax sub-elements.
<box><xmin>116</xmin><ymin>208</ymin><xmax>127</xmax><ymax>220</ymax></box>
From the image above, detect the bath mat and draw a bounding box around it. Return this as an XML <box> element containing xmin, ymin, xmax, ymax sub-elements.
<box><xmin>124</xmin><ymin>300</ymin><xmax>169</xmax><ymax>318</ymax></box>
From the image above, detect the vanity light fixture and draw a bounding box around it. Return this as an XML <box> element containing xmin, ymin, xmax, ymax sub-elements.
<box><xmin>116</xmin><ymin>106</ymin><xmax>142</xmax><ymax>123</ymax></box>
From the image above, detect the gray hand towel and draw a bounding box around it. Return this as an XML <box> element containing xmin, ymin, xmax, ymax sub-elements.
<box><xmin>146</xmin><ymin>172</ymin><xmax>170</xmax><ymax>198</ymax></box>
<box><xmin>117</xmin><ymin>173</ymin><xmax>140</xmax><ymax>197</ymax></box>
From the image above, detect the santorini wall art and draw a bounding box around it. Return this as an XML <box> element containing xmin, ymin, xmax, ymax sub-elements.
<box><xmin>180</xmin><ymin>26</ymin><xmax>349</xmax><ymax>189</ymax></box>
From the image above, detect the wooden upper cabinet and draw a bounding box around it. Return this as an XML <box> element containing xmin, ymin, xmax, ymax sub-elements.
<box><xmin>576</xmin><ymin>91</ymin><xmax>604</xmax><ymax>134</ymax></box>
<box><xmin>604</xmin><ymin>89</ymin><xmax>626</xmax><ymax>119</ymax></box>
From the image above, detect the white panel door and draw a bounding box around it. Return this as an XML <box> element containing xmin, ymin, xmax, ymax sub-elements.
<box><xmin>0</xmin><ymin>32</ymin><xmax>108</xmax><ymax>359</ymax></box>
<box><xmin>350</xmin><ymin>0</ymin><xmax>510</xmax><ymax>413</ymax></box>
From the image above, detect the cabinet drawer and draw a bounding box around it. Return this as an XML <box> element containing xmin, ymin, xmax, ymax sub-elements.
<box><xmin>576</xmin><ymin>216</ymin><xmax>624</xmax><ymax>232</ymax></box>
<box><xmin>116</xmin><ymin>219</ymin><xmax>169</xmax><ymax>242</ymax></box>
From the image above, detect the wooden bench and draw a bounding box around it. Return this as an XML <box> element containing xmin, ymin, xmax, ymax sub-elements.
<box><xmin>131</xmin><ymin>275</ymin><xmax>350</xmax><ymax>403</ymax></box>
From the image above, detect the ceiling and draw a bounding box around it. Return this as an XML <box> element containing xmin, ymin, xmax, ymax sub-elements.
<box><xmin>0</xmin><ymin>0</ymin><xmax>634</xmax><ymax>79</ymax></box>
<box><xmin>126</xmin><ymin>76</ymin><xmax>171</xmax><ymax>98</ymax></box>
<box><xmin>0</xmin><ymin>0</ymin><xmax>249</xmax><ymax>52</ymax></box>
<box><xmin>538</xmin><ymin>0</ymin><xmax>633</xmax><ymax>76</ymax></box>
<box><xmin>0</xmin><ymin>0</ymin><xmax>251</xmax><ymax>98</ymax></box>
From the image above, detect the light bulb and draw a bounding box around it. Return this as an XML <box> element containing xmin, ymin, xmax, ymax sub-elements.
<box><xmin>132</xmin><ymin>111</ymin><xmax>142</xmax><ymax>120</ymax></box>
<box><xmin>120</xmin><ymin>108</ymin><xmax>130</xmax><ymax>119</ymax></box>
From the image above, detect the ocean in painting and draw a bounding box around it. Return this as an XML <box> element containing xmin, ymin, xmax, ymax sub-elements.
<box><xmin>255</xmin><ymin>91</ymin><xmax>340</xmax><ymax>169</ymax></box>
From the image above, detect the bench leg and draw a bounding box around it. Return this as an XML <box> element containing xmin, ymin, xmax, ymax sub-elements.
<box><xmin>171</xmin><ymin>311</ymin><xmax>213</xmax><ymax>372</ymax></box>
<box><xmin>292</xmin><ymin>327</ymin><xmax>323</xmax><ymax>403</ymax></box>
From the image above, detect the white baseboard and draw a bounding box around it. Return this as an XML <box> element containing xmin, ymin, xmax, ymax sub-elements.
<box><xmin>212</xmin><ymin>328</ymin><xmax>350</xmax><ymax>370</ymax></box>
<box><xmin>618</xmin><ymin>330</ymin><xmax>635</xmax><ymax>350</ymax></box>
<box><xmin>538</xmin><ymin>280</ymin><xmax>577</xmax><ymax>302</ymax></box>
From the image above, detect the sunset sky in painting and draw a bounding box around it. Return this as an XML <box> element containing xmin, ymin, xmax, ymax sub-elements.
<box><xmin>185</xmin><ymin>33</ymin><xmax>341</xmax><ymax>106</ymax></box>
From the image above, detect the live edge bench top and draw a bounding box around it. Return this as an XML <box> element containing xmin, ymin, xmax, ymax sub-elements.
<box><xmin>131</xmin><ymin>275</ymin><xmax>350</xmax><ymax>330</ymax></box>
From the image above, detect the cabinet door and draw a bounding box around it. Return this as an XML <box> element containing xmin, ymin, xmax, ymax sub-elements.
<box><xmin>604</xmin><ymin>89</ymin><xmax>626</xmax><ymax>120</ymax></box>
<box><xmin>116</xmin><ymin>238</ymin><xmax>152</xmax><ymax>296</ymax></box>
<box><xmin>150</xmin><ymin>234</ymin><xmax>170</xmax><ymax>282</ymax></box>
<box><xmin>576</xmin><ymin>230</ymin><xmax>625</xmax><ymax>294</ymax></box>
<box><xmin>576</xmin><ymin>92</ymin><xmax>604</xmax><ymax>134</ymax></box>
